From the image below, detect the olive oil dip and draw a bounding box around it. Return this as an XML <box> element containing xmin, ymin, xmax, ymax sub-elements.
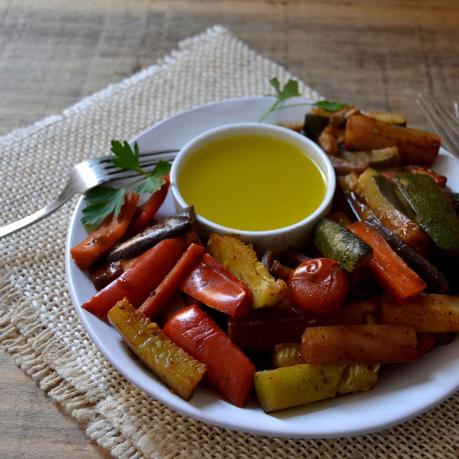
<box><xmin>177</xmin><ymin>133</ymin><xmax>326</xmax><ymax>231</ymax></box>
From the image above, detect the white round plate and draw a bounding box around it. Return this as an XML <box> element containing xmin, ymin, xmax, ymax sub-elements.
<box><xmin>66</xmin><ymin>97</ymin><xmax>459</xmax><ymax>438</ymax></box>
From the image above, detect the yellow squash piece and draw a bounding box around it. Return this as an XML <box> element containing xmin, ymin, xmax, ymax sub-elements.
<box><xmin>256</xmin><ymin>356</ymin><xmax>380</xmax><ymax>412</ymax></box>
<box><xmin>337</xmin><ymin>364</ymin><xmax>379</xmax><ymax>394</ymax></box>
<box><xmin>207</xmin><ymin>234</ymin><xmax>287</xmax><ymax>308</ymax></box>
<box><xmin>107</xmin><ymin>298</ymin><xmax>206</xmax><ymax>400</ymax></box>
<box><xmin>254</xmin><ymin>364</ymin><xmax>345</xmax><ymax>413</ymax></box>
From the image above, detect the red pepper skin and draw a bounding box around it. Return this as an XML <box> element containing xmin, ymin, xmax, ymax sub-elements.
<box><xmin>181</xmin><ymin>254</ymin><xmax>252</xmax><ymax>319</ymax></box>
<box><xmin>125</xmin><ymin>176</ymin><xmax>170</xmax><ymax>238</ymax></box>
<box><xmin>417</xmin><ymin>333</ymin><xmax>436</xmax><ymax>357</ymax></box>
<box><xmin>82</xmin><ymin>238</ymin><xmax>186</xmax><ymax>319</ymax></box>
<box><xmin>139</xmin><ymin>243</ymin><xmax>206</xmax><ymax>319</ymax></box>
<box><xmin>163</xmin><ymin>305</ymin><xmax>256</xmax><ymax>407</ymax></box>
<box><xmin>71</xmin><ymin>192</ymin><xmax>138</xmax><ymax>270</ymax></box>
<box><xmin>288</xmin><ymin>258</ymin><xmax>349</xmax><ymax>314</ymax></box>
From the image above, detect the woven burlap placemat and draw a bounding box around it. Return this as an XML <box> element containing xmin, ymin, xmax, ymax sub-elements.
<box><xmin>1</xmin><ymin>25</ymin><xmax>458</xmax><ymax>458</ymax></box>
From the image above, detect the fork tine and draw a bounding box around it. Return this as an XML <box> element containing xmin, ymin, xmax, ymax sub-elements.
<box><xmin>417</xmin><ymin>93</ymin><xmax>459</xmax><ymax>158</ymax></box>
<box><xmin>423</xmin><ymin>92</ymin><xmax>459</xmax><ymax>132</ymax></box>
<box><xmin>95</xmin><ymin>148</ymin><xmax>180</xmax><ymax>165</ymax></box>
<box><xmin>93</xmin><ymin>149</ymin><xmax>179</xmax><ymax>172</ymax></box>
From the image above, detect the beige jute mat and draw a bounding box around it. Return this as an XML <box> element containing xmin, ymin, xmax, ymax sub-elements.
<box><xmin>1</xmin><ymin>26</ymin><xmax>458</xmax><ymax>458</ymax></box>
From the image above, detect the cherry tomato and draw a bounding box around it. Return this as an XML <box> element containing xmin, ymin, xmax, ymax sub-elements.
<box><xmin>288</xmin><ymin>258</ymin><xmax>349</xmax><ymax>314</ymax></box>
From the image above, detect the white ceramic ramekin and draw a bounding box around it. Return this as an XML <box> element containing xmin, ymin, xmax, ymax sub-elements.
<box><xmin>170</xmin><ymin>122</ymin><xmax>335</xmax><ymax>252</ymax></box>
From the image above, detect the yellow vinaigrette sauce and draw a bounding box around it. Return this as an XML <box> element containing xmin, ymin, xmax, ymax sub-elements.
<box><xmin>178</xmin><ymin>134</ymin><xmax>326</xmax><ymax>231</ymax></box>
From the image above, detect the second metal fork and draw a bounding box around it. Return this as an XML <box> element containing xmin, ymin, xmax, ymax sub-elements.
<box><xmin>417</xmin><ymin>91</ymin><xmax>459</xmax><ymax>159</ymax></box>
<box><xmin>0</xmin><ymin>148</ymin><xmax>179</xmax><ymax>239</ymax></box>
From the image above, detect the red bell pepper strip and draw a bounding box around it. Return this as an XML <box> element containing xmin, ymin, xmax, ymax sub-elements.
<box><xmin>125</xmin><ymin>176</ymin><xmax>170</xmax><ymax>238</ymax></box>
<box><xmin>348</xmin><ymin>222</ymin><xmax>426</xmax><ymax>304</ymax></box>
<box><xmin>417</xmin><ymin>333</ymin><xmax>436</xmax><ymax>357</ymax></box>
<box><xmin>163</xmin><ymin>305</ymin><xmax>256</xmax><ymax>407</ymax></box>
<box><xmin>139</xmin><ymin>243</ymin><xmax>206</xmax><ymax>319</ymax></box>
<box><xmin>181</xmin><ymin>254</ymin><xmax>252</xmax><ymax>319</ymax></box>
<box><xmin>71</xmin><ymin>192</ymin><xmax>138</xmax><ymax>270</ymax></box>
<box><xmin>82</xmin><ymin>238</ymin><xmax>186</xmax><ymax>319</ymax></box>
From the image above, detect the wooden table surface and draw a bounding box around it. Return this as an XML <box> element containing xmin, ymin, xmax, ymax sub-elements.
<box><xmin>1</xmin><ymin>0</ymin><xmax>458</xmax><ymax>457</ymax></box>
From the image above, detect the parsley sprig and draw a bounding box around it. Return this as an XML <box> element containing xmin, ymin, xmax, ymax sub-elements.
<box><xmin>258</xmin><ymin>77</ymin><xmax>348</xmax><ymax>122</ymax></box>
<box><xmin>81</xmin><ymin>141</ymin><xmax>171</xmax><ymax>230</ymax></box>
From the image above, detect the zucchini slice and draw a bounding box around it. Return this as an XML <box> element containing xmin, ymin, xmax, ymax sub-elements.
<box><xmin>314</xmin><ymin>218</ymin><xmax>372</xmax><ymax>272</ymax></box>
<box><xmin>394</xmin><ymin>173</ymin><xmax>459</xmax><ymax>256</ymax></box>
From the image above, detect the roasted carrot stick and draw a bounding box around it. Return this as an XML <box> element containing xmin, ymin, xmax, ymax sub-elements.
<box><xmin>348</xmin><ymin>222</ymin><xmax>426</xmax><ymax>304</ymax></box>
<box><xmin>345</xmin><ymin>114</ymin><xmax>441</xmax><ymax>166</ymax></box>
<box><xmin>181</xmin><ymin>254</ymin><xmax>253</xmax><ymax>319</ymax></box>
<box><xmin>163</xmin><ymin>304</ymin><xmax>256</xmax><ymax>407</ymax></box>
<box><xmin>125</xmin><ymin>176</ymin><xmax>170</xmax><ymax>238</ymax></box>
<box><xmin>139</xmin><ymin>243</ymin><xmax>206</xmax><ymax>318</ymax></box>
<box><xmin>71</xmin><ymin>192</ymin><xmax>138</xmax><ymax>270</ymax></box>
<box><xmin>301</xmin><ymin>325</ymin><xmax>418</xmax><ymax>364</ymax></box>
<box><xmin>83</xmin><ymin>238</ymin><xmax>186</xmax><ymax>319</ymax></box>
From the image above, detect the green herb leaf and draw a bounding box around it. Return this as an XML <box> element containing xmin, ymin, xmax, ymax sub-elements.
<box><xmin>81</xmin><ymin>186</ymin><xmax>126</xmax><ymax>231</ymax></box>
<box><xmin>111</xmin><ymin>140</ymin><xmax>143</xmax><ymax>174</ymax></box>
<box><xmin>269</xmin><ymin>77</ymin><xmax>301</xmax><ymax>102</ymax></box>
<box><xmin>314</xmin><ymin>100</ymin><xmax>348</xmax><ymax>112</ymax></box>
<box><xmin>135</xmin><ymin>160</ymin><xmax>171</xmax><ymax>194</ymax></box>
<box><xmin>259</xmin><ymin>78</ymin><xmax>304</xmax><ymax>122</ymax></box>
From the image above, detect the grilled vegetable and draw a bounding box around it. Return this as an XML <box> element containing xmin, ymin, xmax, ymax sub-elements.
<box><xmin>303</xmin><ymin>113</ymin><xmax>329</xmax><ymax>141</ymax></box>
<box><xmin>83</xmin><ymin>238</ymin><xmax>186</xmax><ymax>319</ymax></box>
<box><xmin>337</xmin><ymin>364</ymin><xmax>379</xmax><ymax>394</ymax></box>
<box><xmin>348</xmin><ymin>222</ymin><xmax>426</xmax><ymax>304</ymax></box>
<box><xmin>356</xmin><ymin>168</ymin><xmax>430</xmax><ymax>253</ymax></box>
<box><xmin>163</xmin><ymin>305</ymin><xmax>256</xmax><ymax>407</ymax></box>
<box><xmin>364</xmin><ymin>111</ymin><xmax>407</xmax><ymax>126</ymax></box>
<box><xmin>369</xmin><ymin>147</ymin><xmax>401</xmax><ymax>168</ymax></box>
<box><xmin>331</xmin><ymin>156</ymin><xmax>369</xmax><ymax>175</ymax></box>
<box><xmin>254</xmin><ymin>360</ymin><xmax>378</xmax><ymax>413</ymax></box>
<box><xmin>254</xmin><ymin>364</ymin><xmax>345</xmax><ymax>413</ymax></box>
<box><xmin>288</xmin><ymin>258</ymin><xmax>349</xmax><ymax>314</ymax></box>
<box><xmin>90</xmin><ymin>261</ymin><xmax>124</xmax><ymax>290</ymax></box>
<box><xmin>364</xmin><ymin>214</ymin><xmax>449</xmax><ymax>293</ymax></box>
<box><xmin>71</xmin><ymin>192</ymin><xmax>139</xmax><ymax>269</ymax></box>
<box><xmin>314</xmin><ymin>218</ymin><xmax>372</xmax><ymax>272</ymax></box>
<box><xmin>318</xmin><ymin>125</ymin><xmax>339</xmax><ymax>156</ymax></box>
<box><xmin>107</xmin><ymin>299</ymin><xmax>206</xmax><ymax>400</ymax></box>
<box><xmin>228</xmin><ymin>305</ymin><xmax>310</xmax><ymax>352</ymax></box>
<box><xmin>207</xmin><ymin>234</ymin><xmax>287</xmax><ymax>308</ymax></box>
<box><xmin>301</xmin><ymin>324</ymin><xmax>418</xmax><ymax>364</ymax></box>
<box><xmin>139</xmin><ymin>243</ymin><xmax>206</xmax><ymax>319</ymax></box>
<box><xmin>273</xmin><ymin>343</ymin><xmax>303</xmax><ymax>367</ymax></box>
<box><xmin>380</xmin><ymin>293</ymin><xmax>459</xmax><ymax>333</ymax></box>
<box><xmin>394</xmin><ymin>173</ymin><xmax>459</xmax><ymax>257</ymax></box>
<box><xmin>345</xmin><ymin>115</ymin><xmax>441</xmax><ymax>166</ymax></box>
<box><xmin>228</xmin><ymin>300</ymin><xmax>364</xmax><ymax>352</ymax></box>
<box><xmin>107</xmin><ymin>207</ymin><xmax>194</xmax><ymax>262</ymax></box>
<box><xmin>125</xmin><ymin>175</ymin><xmax>170</xmax><ymax>238</ymax></box>
<box><xmin>342</xmin><ymin>147</ymin><xmax>400</xmax><ymax>170</ymax></box>
<box><xmin>181</xmin><ymin>254</ymin><xmax>252</xmax><ymax>319</ymax></box>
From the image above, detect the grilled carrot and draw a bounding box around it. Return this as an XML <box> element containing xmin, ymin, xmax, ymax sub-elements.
<box><xmin>125</xmin><ymin>176</ymin><xmax>170</xmax><ymax>238</ymax></box>
<box><xmin>139</xmin><ymin>243</ymin><xmax>206</xmax><ymax>318</ymax></box>
<box><xmin>71</xmin><ymin>192</ymin><xmax>138</xmax><ymax>270</ymax></box>
<box><xmin>163</xmin><ymin>305</ymin><xmax>256</xmax><ymax>407</ymax></box>
<box><xmin>82</xmin><ymin>238</ymin><xmax>186</xmax><ymax>319</ymax></box>
<box><xmin>348</xmin><ymin>222</ymin><xmax>426</xmax><ymax>304</ymax></box>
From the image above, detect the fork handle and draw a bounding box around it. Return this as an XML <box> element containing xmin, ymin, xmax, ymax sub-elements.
<box><xmin>0</xmin><ymin>194</ymin><xmax>72</xmax><ymax>239</ymax></box>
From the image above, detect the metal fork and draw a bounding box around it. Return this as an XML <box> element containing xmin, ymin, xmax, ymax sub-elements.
<box><xmin>0</xmin><ymin>148</ymin><xmax>180</xmax><ymax>239</ymax></box>
<box><xmin>417</xmin><ymin>91</ymin><xmax>459</xmax><ymax>159</ymax></box>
